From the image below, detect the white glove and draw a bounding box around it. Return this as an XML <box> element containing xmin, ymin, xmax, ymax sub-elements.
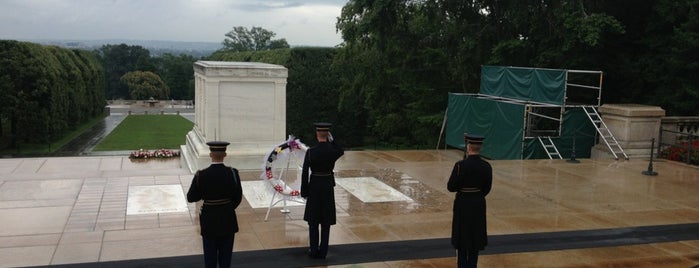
<box><xmin>328</xmin><ymin>132</ymin><xmax>334</xmax><ymax>142</ymax></box>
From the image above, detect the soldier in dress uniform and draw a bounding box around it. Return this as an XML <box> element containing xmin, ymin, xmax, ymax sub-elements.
<box><xmin>187</xmin><ymin>141</ymin><xmax>243</xmax><ymax>268</ymax></box>
<box><xmin>447</xmin><ymin>134</ymin><xmax>493</xmax><ymax>268</ymax></box>
<box><xmin>301</xmin><ymin>122</ymin><xmax>345</xmax><ymax>259</ymax></box>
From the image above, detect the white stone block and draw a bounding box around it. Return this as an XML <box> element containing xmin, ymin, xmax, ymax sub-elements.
<box><xmin>183</xmin><ymin>61</ymin><xmax>288</xmax><ymax>172</ymax></box>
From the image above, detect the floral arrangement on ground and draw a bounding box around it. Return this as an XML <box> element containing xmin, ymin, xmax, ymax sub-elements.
<box><xmin>129</xmin><ymin>148</ymin><xmax>181</xmax><ymax>159</ymax></box>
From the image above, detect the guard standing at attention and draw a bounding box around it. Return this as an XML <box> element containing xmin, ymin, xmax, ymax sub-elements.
<box><xmin>447</xmin><ymin>134</ymin><xmax>492</xmax><ymax>268</ymax></box>
<box><xmin>187</xmin><ymin>141</ymin><xmax>243</xmax><ymax>268</ymax></box>
<box><xmin>301</xmin><ymin>122</ymin><xmax>344</xmax><ymax>259</ymax></box>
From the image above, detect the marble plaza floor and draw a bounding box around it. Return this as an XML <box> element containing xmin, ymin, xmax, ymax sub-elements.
<box><xmin>0</xmin><ymin>150</ymin><xmax>698</xmax><ymax>267</ymax></box>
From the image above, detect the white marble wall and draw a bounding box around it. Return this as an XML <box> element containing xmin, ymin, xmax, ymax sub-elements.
<box><xmin>182</xmin><ymin>61</ymin><xmax>288</xmax><ymax>172</ymax></box>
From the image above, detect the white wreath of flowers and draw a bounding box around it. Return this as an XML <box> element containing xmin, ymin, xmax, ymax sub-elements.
<box><xmin>260</xmin><ymin>135</ymin><xmax>308</xmax><ymax>196</ymax></box>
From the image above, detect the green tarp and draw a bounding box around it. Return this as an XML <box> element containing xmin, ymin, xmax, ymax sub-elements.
<box><xmin>447</xmin><ymin>94</ymin><xmax>525</xmax><ymax>159</ymax></box>
<box><xmin>522</xmin><ymin>108</ymin><xmax>597</xmax><ymax>159</ymax></box>
<box><xmin>447</xmin><ymin>94</ymin><xmax>596</xmax><ymax>160</ymax></box>
<box><xmin>480</xmin><ymin>65</ymin><xmax>567</xmax><ymax>105</ymax></box>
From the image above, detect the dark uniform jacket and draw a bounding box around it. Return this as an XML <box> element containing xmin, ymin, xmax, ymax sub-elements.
<box><xmin>447</xmin><ymin>154</ymin><xmax>492</xmax><ymax>251</ymax></box>
<box><xmin>301</xmin><ymin>141</ymin><xmax>344</xmax><ymax>225</ymax></box>
<box><xmin>187</xmin><ymin>163</ymin><xmax>243</xmax><ymax>238</ymax></box>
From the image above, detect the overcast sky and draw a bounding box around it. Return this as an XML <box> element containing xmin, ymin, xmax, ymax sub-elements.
<box><xmin>0</xmin><ymin>0</ymin><xmax>348</xmax><ymax>47</ymax></box>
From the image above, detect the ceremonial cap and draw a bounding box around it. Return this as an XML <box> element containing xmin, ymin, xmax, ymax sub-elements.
<box><xmin>206</xmin><ymin>141</ymin><xmax>230</xmax><ymax>152</ymax></box>
<box><xmin>464</xmin><ymin>133</ymin><xmax>485</xmax><ymax>144</ymax></box>
<box><xmin>314</xmin><ymin>122</ymin><xmax>332</xmax><ymax>132</ymax></box>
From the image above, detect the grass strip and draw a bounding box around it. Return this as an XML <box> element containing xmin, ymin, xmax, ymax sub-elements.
<box><xmin>0</xmin><ymin>112</ymin><xmax>108</xmax><ymax>156</ymax></box>
<box><xmin>93</xmin><ymin>115</ymin><xmax>193</xmax><ymax>151</ymax></box>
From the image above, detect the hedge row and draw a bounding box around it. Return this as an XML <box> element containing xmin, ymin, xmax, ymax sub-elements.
<box><xmin>0</xmin><ymin>40</ymin><xmax>106</xmax><ymax>147</ymax></box>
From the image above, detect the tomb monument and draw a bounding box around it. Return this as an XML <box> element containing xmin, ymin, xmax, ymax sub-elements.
<box><xmin>181</xmin><ymin>61</ymin><xmax>288</xmax><ymax>172</ymax></box>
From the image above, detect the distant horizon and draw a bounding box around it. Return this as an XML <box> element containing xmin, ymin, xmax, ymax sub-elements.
<box><xmin>7</xmin><ymin>37</ymin><xmax>337</xmax><ymax>59</ymax></box>
<box><xmin>12</xmin><ymin>37</ymin><xmax>338</xmax><ymax>49</ymax></box>
<box><xmin>15</xmin><ymin>37</ymin><xmax>218</xmax><ymax>44</ymax></box>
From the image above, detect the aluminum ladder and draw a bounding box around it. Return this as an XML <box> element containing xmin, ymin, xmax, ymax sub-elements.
<box><xmin>582</xmin><ymin>106</ymin><xmax>629</xmax><ymax>160</ymax></box>
<box><xmin>538</xmin><ymin>136</ymin><xmax>562</xmax><ymax>159</ymax></box>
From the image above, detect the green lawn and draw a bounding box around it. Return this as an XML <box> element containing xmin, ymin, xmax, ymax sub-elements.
<box><xmin>93</xmin><ymin>115</ymin><xmax>193</xmax><ymax>151</ymax></box>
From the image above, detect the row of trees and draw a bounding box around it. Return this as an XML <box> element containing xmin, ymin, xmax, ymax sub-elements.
<box><xmin>329</xmin><ymin>0</ymin><xmax>699</xmax><ymax>147</ymax></box>
<box><xmin>0</xmin><ymin>26</ymin><xmax>292</xmax><ymax>152</ymax></box>
<box><xmin>97</xmin><ymin>26</ymin><xmax>288</xmax><ymax>101</ymax></box>
<box><xmin>95</xmin><ymin>44</ymin><xmax>196</xmax><ymax>100</ymax></box>
<box><xmin>213</xmin><ymin>1</ymin><xmax>698</xmax><ymax>149</ymax></box>
<box><xmin>0</xmin><ymin>40</ymin><xmax>105</xmax><ymax>149</ymax></box>
<box><xmin>4</xmin><ymin>0</ymin><xmax>698</xmax><ymax>150</ymax></box>
<box><xmin>206</xmin><ymin>0</ymin><xmax>699</xmax><ymax>147</ymax></box>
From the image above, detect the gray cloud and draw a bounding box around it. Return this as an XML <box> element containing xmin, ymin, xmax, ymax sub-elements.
<box><xmin>235</xmin><ymin>1</ymin><xmax>304</xmax><ymax>11</ymax></box>
<box><xmin>232</xmin><ymin>0</ymin><xmax>348</xmax><ymax>11</ymax></box>
<box><xmin>0</xmin><ymin>0</ymin><xmax>347</xmax><ymax>46</ymax></box>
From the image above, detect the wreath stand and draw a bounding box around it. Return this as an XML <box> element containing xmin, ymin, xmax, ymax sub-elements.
<box><xmin>264</xmin><ymin>149</ymin><xmax>305</xmax><ymax>221</ymax></box>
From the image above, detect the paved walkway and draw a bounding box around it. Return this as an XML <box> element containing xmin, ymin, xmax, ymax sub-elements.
<box><xmin>0</xmin><ymin>151</ymin><xmax>698</xmax><ymax>267</ymax></box>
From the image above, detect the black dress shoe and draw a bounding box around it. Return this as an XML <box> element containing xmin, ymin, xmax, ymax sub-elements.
<box><xmin>307</xmin><ymin>250</ymin><xmax>318</xmax><ymax>258</ymax></box>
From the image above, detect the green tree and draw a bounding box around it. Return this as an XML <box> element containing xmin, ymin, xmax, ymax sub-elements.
<box><xmin>631</xmin><ymin>0</ymin><xmax>699</xmax><ymax>115</ymax></box>
<box><xmin>72</xmin><ymin>49</ymin><xmax>107</xmax><ymax>117</ymax></box>
<box><xmin>0</xmin><ymin>41</ymin><xmax>21</xmax><ymax>142</ymax></box>
<box><xmin>157</xmin><ymin>53</ymin><xmax>196</xmax><ymax>100</ymax></box>
<box><xmin>665</xmin><ymin>0</ymin><xmax>699</xmax><ymax>115</ymax></box>
<box><xmin>336</xmin><ymin>0</ymin><xmax>486</xmax><ymax>147</ymax></box>
<box><xmin>95</xmin><ymin>44</ymin><xmax>153</xmax><ymax>99</ymax></box>
<box><xmin>120</xmin><ymin>71</ymin><xmax>170</xmax><ymax>100</ymax></box>
<box><xmin>221</xmin><ymin>26</ymin><xmax>290</xmax><ymax>52</ymax></box>
<box><xmin>334</xmin><ymin>0</ymin><xmax>645</xmax><ymax>147</ymax></box>
<box><xmin>482</xmin><ymin>1</ymin><xmax>624</xmax><ymax>69</ymax></box>
<box><xmin>214</xmin><ymin>0</ymin><xmax>698</xmax><ymax>151</ymax></box>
